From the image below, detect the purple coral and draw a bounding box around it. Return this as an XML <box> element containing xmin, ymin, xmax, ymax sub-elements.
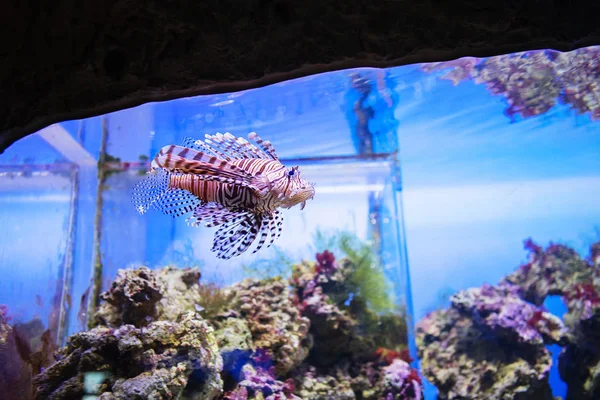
<box><xmin>451</xmin><ymin>284</ymin><xmax>566</xmax><ymax>346</ymax></box>
<box><xmin>555</xmin><ymin>46</ymin><xmax>600</xmax><ymax>120</ymax></box>
<box><xmin>380</xmin><ymin>359</ymin><xmax>423</xmax><ymax>400</ymax></box>
<box><xmin>502</xmin><ymin>239</ymin><xmax>595</xmax><ymax>306</ymax></box>
<box><xmin>421</xmin><ymin>46</ymin><xmax>600</xmax><ymax>121</ymax></box>
<box><xmin>227</xmin><ymin>278</ymin><xmax>311</xmax><ymax>375</ymax></box>
<box><xmin>224</xmin><ymin>365</ymin><xmax>298</xmax><ymax>400</ymax></box>
<box><xmin>315</xmin><ymin>250</ymin><xmax>337</xmax><ymax>275</ymax></box>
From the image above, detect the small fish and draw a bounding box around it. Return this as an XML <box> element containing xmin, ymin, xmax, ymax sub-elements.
<box><xmin>132</xmin><ymin>132</ymin><xmax>316</xmax><ymax>259</ymax></box>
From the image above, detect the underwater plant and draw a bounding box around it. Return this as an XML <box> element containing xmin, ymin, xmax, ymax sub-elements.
<box><xmin>311</xmin><ymin>229</ymin><xmax>395</xmax><ymax>313</ymax></box>
<box><xmin>196</xmin><ymin>282</ymin><xmax>235</xmax><ymax>321</ymax></box>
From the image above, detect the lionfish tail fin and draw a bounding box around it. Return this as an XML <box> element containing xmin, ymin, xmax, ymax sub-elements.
<box><xmin>132</xmin><ymin>168</ymin><xmax>201</xmax><ymax>217</ymax></box>
<box><xmin>131</xmin><ymin>168</ymin><xmax>170</xmax><ymax>215</ymax></box>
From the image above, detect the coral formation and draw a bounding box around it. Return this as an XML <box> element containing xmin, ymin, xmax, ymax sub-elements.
<box><xmin>27</xmin><ymin>232</ymin><xmax>417</xmax><ymax>400</ymax></box>
<box><xmin>225</xmin><ymin>277</ymin><xmax>312</xmax><ymax>376</ymax></box>
<box><xmin>450</xmin><ymin>284</ymin><xmax>567</xmax><ymax>346</ymax></box>
<box><xmin>293</xmin><ymin>365</ymin><xmax>355</xmax><ymax>399</ymax></box>
<box><xmin>378</xmin><ymin>359</ymin><xmax>423</xmax><ymax>400</ymax></box>
<box><xmin>95</xmin><ymin>265</ymin><xmax>231</xmax><ymax>328</ymax></box>
<box><xmin>291</xmin><ymin>244</ymin><xmax>408</xmax><ymax>367</ymax></box>
<box><xmin>416</xmin><ymin>238</ymin><xmax>600</xmax><ymax>400</ymax></box>
<box><xmin>421</xmin><ymin>47</ymin><xmax>600</xmax><ymax>121</ymax></box>
<box><xmin>223</xmin><ymin>364</ymin><xmax>299</xmax><ymax>400</ymax></box>
<box><xmin>94</xmin><ymin>266</ymin><xmax>163</xmax><ymax>327</ymax></box>
<box><xmin>501</xmin><ymin>239</ymin><xmax>594</xmax><ymax>306</ymax></box>
<box><xmin>32</xmin><ymin>311</ymin><xmax>223</xmax><ymax>400</ymax></box>
<box><xmin>417</xmin><ymin>306</ymin><xmax>555</xmax><ymax>400</ymax></box>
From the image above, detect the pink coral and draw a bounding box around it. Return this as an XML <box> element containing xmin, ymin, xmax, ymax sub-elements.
<box><xmin>315</xmin><ymin>250</ymin><xmax>337</xmax><ymax>275</ymax></box>
<box><xmin>380</xmin><ymin>359</ymin><xmax>423</xmax><ymax>400</ymax></box>
<box><xmin>224</xmin><ymin>365</ymin><xmax>299</xmax><ymax>400</ymax></box>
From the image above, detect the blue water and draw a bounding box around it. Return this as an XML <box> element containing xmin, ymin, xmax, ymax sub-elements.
<box><xmin>1</xmin><ymin>48</ymin><xmax>600</xmax><ymax>399</ymax></box>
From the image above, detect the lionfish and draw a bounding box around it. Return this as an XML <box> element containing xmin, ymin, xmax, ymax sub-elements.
<box><xmin>132</xmin><ymin>132</ymin><xmax>315</xmax><ymax>259</ymax></box>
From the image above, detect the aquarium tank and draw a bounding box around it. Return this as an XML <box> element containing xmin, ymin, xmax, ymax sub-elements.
<box><xmin>1</xmin><ymin>45</ymin><xmax>599</xmax><ymax>400</ymax></box>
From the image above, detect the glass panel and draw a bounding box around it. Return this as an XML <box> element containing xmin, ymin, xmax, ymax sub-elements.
<box><xmin>2</xmin><ymin>45</ymin><xmax>600</xmax><ymax>400</ymax></box>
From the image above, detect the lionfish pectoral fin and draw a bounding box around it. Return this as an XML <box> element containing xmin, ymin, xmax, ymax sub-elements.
<box><xmin>211</xmin><ymin>212</ymin><xmax>264</xmax><ymax>259</ymax></box>
<box><xmin>131</xmin><ymin>168</ymin><xmax>201</xmax><ymax>217</ymax></box>
<box><xmin>252</xmin><ymin>210</ymin><xmax>284</xmax><ymax>254</ymax></box>
<box><xmin>188</xmin><ymin>206</ymin><xmax>280</xmax><ymax>259</ymax></box>
<box><xmin>186</xmin><ymin>202</ymin><xmax>241</xmax><ymax>228</ymax></box>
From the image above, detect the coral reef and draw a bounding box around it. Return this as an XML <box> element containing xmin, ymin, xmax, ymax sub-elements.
<box><xmin>378</xmin><ymin>359</ymin><xmax>423</xmax><ymax>400</ymax></box>
<box><xmin>94</xmin><ymin>266</ymin><xmax>163</xmax><ymax>327</ymax></box>
<box><xmin>94</xmin><ymin>265</ymin><xmax>231</xmax><ymax>328</ymax></box>
<box><xmin>450</xmin><ymin>284</ymin><xmax>567</xmax><ymax>346</ymax></box>
<box><xmin>223</xmin><ymin>364</ymin><xmax>299</xmax><ymax>400</ymax></box>
<box><xmin>27</xmin><ymin>232</ymin><xmax>417</xmax><ymax>399</ymax></box>
<box><xmin>559</xmin><ymin>268</ymin><xmax>600</xmax><ymax>400</ymax></box>
<box><xmin>417</xmin><ymin>306</ymin><xmax>555</xmax><ymax>400</ymax></box>
<box><xmin>224</xmin><ymin>277</ymin><xmax>312</xmax><ymax>376</ymax></box>
<box><xmin>291</xmin><ymin>245</ymin><xmax>408</xmax><ymax>367</ymax></box>
<box><xmin>421</xmin><ymin>47</ymin><xmax>600</xmax><ymax>121</ymax></box>
<box><xmin>293</xmin><ymin>365</ymin><xmax>355</xmax><ymax>399</ymax></box>
<box><xmin>416</xmin><ymin>238</ymin><xmax>600</xmax><ymax>400</ymax></box>
<box><xmin>501</xmin><ymin>239</ymin><xmax>595</xmax><ymax>305</ymax></box>
<box><xmin>32</xmin><ymin>311</ymin><xmax>223</xmax><ymax>400</ymax></box>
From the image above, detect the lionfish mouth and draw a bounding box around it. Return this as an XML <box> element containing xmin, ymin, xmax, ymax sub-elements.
<box><xmin>300</xmin><ymin>184</ymin><xmax>316</xmax><ymax>210</ymax></box>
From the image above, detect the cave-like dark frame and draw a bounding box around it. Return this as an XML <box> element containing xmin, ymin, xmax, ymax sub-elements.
<box><xmin>1</xmin><ymin>0</ymin><xmax>599</xmax><ymax>152</ymax></box>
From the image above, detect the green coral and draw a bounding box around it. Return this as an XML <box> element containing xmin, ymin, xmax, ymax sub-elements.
<box><xmin>314</xmin><ymin>229</ymin><xmax>396</xmax><ymax>313</ymax></box>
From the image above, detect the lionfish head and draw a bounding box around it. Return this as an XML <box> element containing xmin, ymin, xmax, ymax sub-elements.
<box><xmin>278</xmin><ymin>166</ymin><xmax>315</xmax><ymax>210</ymax></box>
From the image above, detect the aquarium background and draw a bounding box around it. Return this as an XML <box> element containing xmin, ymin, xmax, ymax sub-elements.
<box><xmin>1</xmin><ymin>46</ymin><xmax>600</xmax><ymax>399</ymax></box>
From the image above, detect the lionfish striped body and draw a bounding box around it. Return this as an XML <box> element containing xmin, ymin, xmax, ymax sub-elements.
<box><xmin>132</xmin><ymin>132</ymin><xmax>315</xmax><ymax>259</ymax></box>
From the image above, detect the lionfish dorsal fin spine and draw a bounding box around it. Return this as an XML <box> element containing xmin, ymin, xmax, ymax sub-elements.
<box><xmin>181</xmin><ymin>136</ymin><xmax>228</xmax><ymax>160</ymax></box>
<box><xmin>248</xmin><ymin>132</ymin><xmax>279</xmax><ymax>160</ymax></box>
<box><xmin>153</xmin><ymin>144</ymin><xmax>269</xmax><ymax>192</ymax></box>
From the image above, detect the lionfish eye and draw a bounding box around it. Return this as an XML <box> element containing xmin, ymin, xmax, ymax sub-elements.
<box><xmin>288</xmin><ymin>169</ymin><xmax>295</xmax><ymax>177</ymax></box>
